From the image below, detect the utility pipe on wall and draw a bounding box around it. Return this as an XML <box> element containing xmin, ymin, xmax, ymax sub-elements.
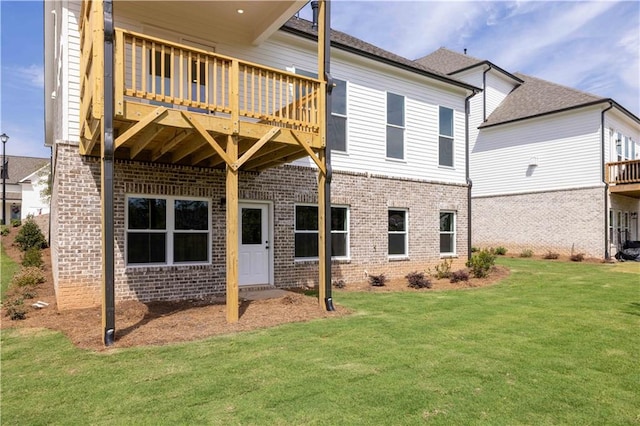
<box><xmin>601</xmin><ymin>101</ymin><xmax>614</xmax><ymax>261</ymax></box>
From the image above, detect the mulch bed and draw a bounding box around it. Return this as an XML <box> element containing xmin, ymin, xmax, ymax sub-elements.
<box><xmin>2</xmin><ymin>226</ymin><xmax>509</xmax><ymax>351</ymax></box>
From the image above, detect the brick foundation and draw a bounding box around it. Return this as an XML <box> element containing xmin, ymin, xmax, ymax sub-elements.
<box><xmin>51</xmin><ymin>142</ymin><xmax>469</xmax><ymax>309</ymax></box>
<box><xmin>472</xmin><ymin>187</ymin><xmax>605</xmax><ymax>258</ymax></box>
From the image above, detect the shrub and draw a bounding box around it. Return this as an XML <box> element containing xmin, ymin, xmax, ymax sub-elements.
<box><xmin>14</xmin><ymin>219</ymin><xmax>47</xmax><ymax>251</ymax></box>
<box><xmin>433</xmin><ymin>258</ymin><xmax>452</xmax><ymax>279</ymax></box>
<box><xmin>543</xmin><ymin>251</ymin><xmax>559</xmax><ymax>260</ymax></box>
<box><xmin>570</xmin><ymin>253</ymin><xmax>584</xmax><ymax>262</ymax></box>
<box><xmin>466</xmin><ymin>249</ymin><xmax>496</xmax><ymax>278</ymax></box>
<box><xmin>332</xmin><ymin>279</ymin><xmax>346</xmax><ymax>289</ymax></box>
<box><xmin>0</xmin><ymin>225</ymin><xmax>9</xmax><ymax>236</ymax></box>
<box><xmin>11</xmin><ymin>267</ymin><xmax>45</xmax><ymax>288</ymax></box>
<box><xmin>405</xmin><ymin>271</ymin><xmax>432</xmax><ymax>289</ymax></box>
<box><xmin>4</xmin><ymin>297</ymin><xmax>26</xmax><ymax>320</ymax></box>
<box><xmin>471</xmin><ymin>246</ymin><xmax>479</xmax><ymax>253</ymax></box>
<box><xmin>494</xmin><ymin>246</ymin><xmax>507</xmax><ymax>256</ymax></box>
<box><xmin>10</xmin><ymin>218</ymin><xmax>21</xmax><ymax>227</ymax></box>
<box><xmin>450</xmin><ymin>269</ymin><xmax>470</xmax><ymax>283</ymax></box>
<box><xmin>22</xmin><ymin>247</ymin><xmax>44</xmax><ymax>268</ymax></box>
<box><xmin>520</xmin><ymin>249</ymin><xmax>533</xmax><ymax>258</ymax></box>
<box><xmin>368</xmin><ymin>274</ymin><xmax>387</xmax><ymax>287</ymax></box>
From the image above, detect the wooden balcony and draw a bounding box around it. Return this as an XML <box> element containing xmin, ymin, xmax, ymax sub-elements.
<box><xmin>606</xmin><ymin>159</ymin><xmax>640</xmax><ymax>198</ymax></box>
<box><xmin>80</xmin><ymin>3</ymin><xmax>325</xmax><ymax>172</ymax></box>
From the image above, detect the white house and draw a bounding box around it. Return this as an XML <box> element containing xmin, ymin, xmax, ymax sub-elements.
<box><xmin>417</xmin><ymin>48</ymin><xmax>640</xmax><ymax>258</ymax></box>
<box><xmin>0</xmin><ymin>156</ymin><xmax>50</xmax><ymax>223</ymax></box>
<box><xmin>44</xmin><ymin>0</ymin><xmax>478</xmax><ymax>320</ymax></box>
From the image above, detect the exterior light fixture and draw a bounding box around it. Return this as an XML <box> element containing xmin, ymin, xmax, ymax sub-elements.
<box><xmin>237</xmin><ymin>9</ymin><xmax>244</xmax><ymax>14</ymax></box>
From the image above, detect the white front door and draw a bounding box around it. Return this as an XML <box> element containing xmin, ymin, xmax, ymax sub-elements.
<box><xmin>239</xmin><ymin>203</ymin><xmax>270</xmax><ymax>286</ymax></box>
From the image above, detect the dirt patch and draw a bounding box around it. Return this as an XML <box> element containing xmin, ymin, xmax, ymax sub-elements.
<box><xmin>2</xmin><ymin>226</ymin><xmax>508</xmax><ymax>351</ymax></box>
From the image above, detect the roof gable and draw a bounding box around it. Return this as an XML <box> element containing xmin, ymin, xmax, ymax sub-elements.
<box><xmin>1</xmin><ymin>156</ymin><xmax>49</xmax><ymax>185</ymax></box>
<box><xmin>415</xmin><ymin>47</ymin><xmax>484</xmax><ymax>75</ymax></box>
<box><xmin>480</xmin><ymin>73</ymin><xmax>606</xmax><ymax>128</ymax></box>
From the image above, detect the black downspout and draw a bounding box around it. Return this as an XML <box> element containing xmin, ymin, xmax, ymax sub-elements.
<box><xmin>322</xmin><ymin>0</ymin><xmax>335</xmax><ymax>311</ymax></box>
<box><xmin>601</xmin><ymin>101</ymin><xmax>614</xmax><ymax>261</ymax></box>
<box><xmin>482</xmin><ymin>64</ymin><xmax>491</xmax><ymax>121</ymax></box>
<box><xmin>102</xmin><ymin>0</ymin><xmax>116</xmax><ymax>346</ymax></box>
<box><xmin>465</xmin><ymin>92</ymin><xmax>475</xmax><ymax>261</ymax></box>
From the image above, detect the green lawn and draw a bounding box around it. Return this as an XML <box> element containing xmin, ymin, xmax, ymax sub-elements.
<box><xmin>0</xmin><ymin>241</ymin><xmax>20</xmax><ymax>301</ymax></box>
<box><xmin>2</xmin><ymin>258</ymin><xmax>638</xmax><ymax>425</ymax></box>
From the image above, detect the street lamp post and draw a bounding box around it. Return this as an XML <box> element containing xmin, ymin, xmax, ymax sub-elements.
<box><xmin>1</xmin><ymin>133</ymin><xmax>8</xmax><ymax>226</ymax></box>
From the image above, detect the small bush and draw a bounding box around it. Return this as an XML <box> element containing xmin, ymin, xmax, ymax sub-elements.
<box><xmin>520</xmin><ymin>249</ymin><xmax>533</xmax><ymax>258</ymax></box>
<box><xmin>433</xmin><ymin>258</ymin><xmax>453</xmax><ymax>279</ymax></box>
<box><xmin>570</xmin><ymin>253</ymin><xmax>584</xmax><ymax>262</ymax></box>
<box><xmin>543</xmin><ymin>251</ymin><xmax>559</xmax><ymax>260</ymax></box>
<box><xmin>450</xmin><ymin>269</ymin><xmax>470</xmax><ymax>283</ymax></box>
<box><xmin>368</xmin><ymin>274</ymin><xmax>387</xmax><ymax>287</ymax></box>
<box><xmin>471</xmin><ymin>246</ymin><xmax>479</xmax><ymax>253</ymax></box>
<box><xmin>405</xmin><ymin>271</ymin><xmax>432</xmax><ymax>289</ymax></box>
<box><xmin>494</xmin><ymin>246</ymin><xmax>507</xmax><ymax>256</ymax></box>
<box><xmin>4</xmin><ymin>297</ymin><xmax>26</xmax><ymax>320</ymax></box>
<box><xmin>10</xmin><ymin>218</ymin><xmax>21</xmax><ymax>227</ymax></box>
<box><xmin>11</xmin><ymin>267</ymin><xmax>45</xmax><ymax>288</ymax></box>
<box><xmin>22</xmin><ymin>247</ymin><xmax>44</xmax><ymax>268</ymax></box>
<box><xmin>466</xmin><ymin>249</ymin><xmax>496</xmax><ymax>278</ymax></box>
<box><xmin>14</xmin><ymin>219</ymin><xmax>47</xmax><ymax>251</ymax></box>
<box><xmin>0</xmin><ymin>225</ymin><xmax>9</xmax><ymax>236</ymax></box>
<box><xmin>332</xmin><ymin>279</ymin><xmax>346</xmax><ymax>289</ymax></box>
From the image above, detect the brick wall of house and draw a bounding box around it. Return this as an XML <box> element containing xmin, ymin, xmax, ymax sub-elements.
<box><xmin>472</xmin><ymin>187</ymin><xmax>605</xmax><ymax>258</ymax></box>
<box><xmin>52</xmin><ymin>143</ymin><xmax>469</xmax><ymax>309</ymax></box>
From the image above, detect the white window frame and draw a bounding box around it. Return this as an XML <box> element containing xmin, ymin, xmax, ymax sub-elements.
<box><xmin>388</xmin><ymin>208</ymin><xmax>409</xmax><ymax>259</ymax></box>
<box><xmin>125</xmin><ymin>194</ymin><xmax>212</xmax><ymax>267</ymax></box>
<box><xmin>330</xmin><ymin>79</ymin><xmax>348</xmax><ymax>153</ymax></box>
<box><xmin>439</xmin><ymin>211</ymin><xmax>456</xmax><ymax>256</ymax></box>
<box><xmin>386</xmin><ymin>92</ymin><xmax>405</xmax><ymax>160</ymax></box>
<box><xmin>294</xmin><ymin>204</ymin><xmax>350</xmax><ymax>261</ymax></box>
<box><xmin>438</xmin><ymin>106</ymin><xmax>455</xmax><ymax>168</ymax></box>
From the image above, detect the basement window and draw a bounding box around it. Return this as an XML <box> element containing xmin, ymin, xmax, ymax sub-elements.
<box><xmin>126</xmin><ymin>196</ymin><xmax>211</xmax><ymax>266</ymax></box>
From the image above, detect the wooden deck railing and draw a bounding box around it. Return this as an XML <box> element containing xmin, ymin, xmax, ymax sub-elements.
<box><xmin>114</xmin><ymin>29</ymin><xmax>321</xmax><ymax>133</ymax></box>
<box><xmin>606</xmin><ymin>159</ymin><xmax>640</xmax><ymax>185</ymax></box>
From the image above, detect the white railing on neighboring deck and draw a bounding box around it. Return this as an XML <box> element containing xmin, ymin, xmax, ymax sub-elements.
<box><xmin>606</xmin><ymin>159</ymin><xmax>640</xmax><ymax>186</ymax></box>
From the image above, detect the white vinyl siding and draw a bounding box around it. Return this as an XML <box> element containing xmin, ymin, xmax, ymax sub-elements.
<box><xmin>66</xmin><ymin>1</ymin><xmax>81</xmax><ymax>142</ymax></box>
<box><xmin>471</xmin><ymin>108</ymin><xmax>604</xmax><ymax>196</ymax></box>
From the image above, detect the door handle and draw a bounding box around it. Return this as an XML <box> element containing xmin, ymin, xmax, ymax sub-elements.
<box><xmin>265</xmin><ymin>240</ymin><xmax>269</xmax><ymax>250</ymax></box>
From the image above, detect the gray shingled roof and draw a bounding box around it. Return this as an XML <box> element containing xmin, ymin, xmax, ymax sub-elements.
<box><xmin>414</xmin><ymin>47</ymin><xmax>484</xmax><ymax>74</ymax></box>
<box><xmin>1</xmin><ymin>156</ymin><xmax>49</xmax><ymax>185</ymax></box>
<box><xmin>480</xmin><ymin>73</ymin><xmax>606</xmax><ymax>128</ymax></box>
<box><xmin>282</xmin><ymin>18</ymin><xmax>477</xmax><ymax>91</ymax></box>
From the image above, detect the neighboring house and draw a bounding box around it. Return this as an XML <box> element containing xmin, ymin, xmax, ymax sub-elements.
<box><xmin>0</xmin><ymin>156</ymin><xmax>50</xmax><ymax>223</ymax></box>
<box><xmin>44</xmin><ymin>0</ymin><xmax>477</xmax><ymax>322</ymax></box>
<box><xmin>417</xmin><ymin>48</ymin><xmax>640</xmax><ymax>258</ymax></box>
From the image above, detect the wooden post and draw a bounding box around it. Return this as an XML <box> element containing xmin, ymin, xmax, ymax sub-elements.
<box><xmin>226</xmin><ymin>135</ymin><xmax>239</xmax><ymax>323</ymax></box>
<box><xmin>226</xmin><ymin>59</ymin><xmax>240</xmax><ymax>323</ymax></box>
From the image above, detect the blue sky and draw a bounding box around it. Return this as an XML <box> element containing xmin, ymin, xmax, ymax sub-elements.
<box><xmin>1</xmin><ymin>0</ymin><xmax>638</xmax><ymax>159</ymax></box>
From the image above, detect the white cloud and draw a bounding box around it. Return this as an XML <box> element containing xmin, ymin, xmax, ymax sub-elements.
<box><xmin>3</xmin><ymin>64</ymin><xmax>44</xmax><ymax>90</ymax></box>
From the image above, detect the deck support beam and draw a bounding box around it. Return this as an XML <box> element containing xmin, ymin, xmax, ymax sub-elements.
<box><xmin>317</xmin><ymin>0</ymin><xmax>334</xmax><ymax>311</ymax></box>
<box><xmin>225</xmin><ymin>133</ymin><xmax>239</xmax><ymax>323</ymax></box>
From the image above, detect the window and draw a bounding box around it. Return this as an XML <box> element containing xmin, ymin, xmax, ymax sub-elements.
<box><xmin>295</xmin><ymin>69</ymin><xmax>347</xmax><ymax>152</ymax></box>
<box><xmin>126</xmin><ymin>196</ymin><xmax>210</xmax><ymax>265</ymax></box>
<box><xmin>148</xmin><ymin>49</ymin><xmax>172</xmax><ymax>95</ymax></box>
<box><xmin>439</xmin><ymin>106</ymin><xmax>454</xmax><ymax>167</ymax></box>
<box><xmin>330</xmin><ymin>79</ymin><xmax>347</xmax><ymax>152</ymax></box>
<box><xmin>388</xmin><ymin>209</ymin><xmax>408</xmax><ymax>257</ymax></box>
<box><xmin>386</xmin><ymin>93</ymin><xmax>405</xmax><ymax>159</ymax></box>
<box><xmin>294</xmin><ymin>205</ymin><xmax>349</xmax><ymax>259</ymax></box>
<box><xmin>439</xmin><ymin>211</ymin><xmax>456</xmax><ymax>255</ymax></box>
